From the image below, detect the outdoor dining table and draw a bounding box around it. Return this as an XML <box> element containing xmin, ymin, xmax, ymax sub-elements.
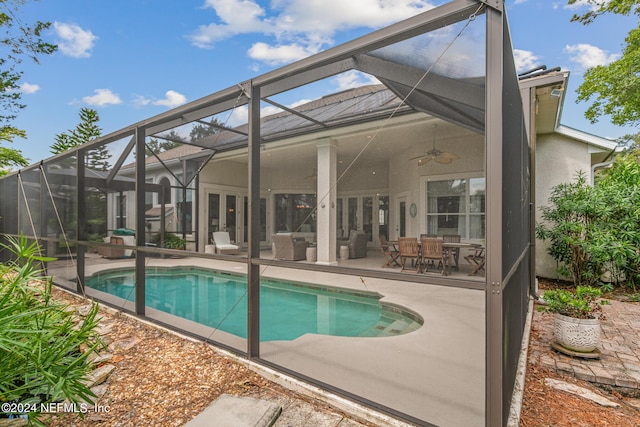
<box><xmin>387</xmin><ymin>239</ymin><xmax>482</xmax><ymax>271</ymax></box>
<box><xmin>441</xmin><ymin>242</ymin><xmax>482</xmax><ymax>271</ymax></box>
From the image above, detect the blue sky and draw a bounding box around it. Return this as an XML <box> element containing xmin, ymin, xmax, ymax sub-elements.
<box><xmin>10</xmin><ymin>0</ymin><xmax>638</xmax><ymax>164</ymax></box>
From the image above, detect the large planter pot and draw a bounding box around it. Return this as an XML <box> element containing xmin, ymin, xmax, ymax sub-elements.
<box><xmin>553</xmin><ymin>313</ymin><xmax>601</xmax><ymax>353</ymax></box>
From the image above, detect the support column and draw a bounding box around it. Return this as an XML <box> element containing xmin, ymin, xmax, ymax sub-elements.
<box><xmin>247</xmin><ymin>81</ymin><xmax>261</xmax><ymax>358</ymax></box>
<box><xmin>485</xmin><ymin>4</ymin><xmax>505</xmax><ymax>426</ymax></box>
<box><xmin>135</xmin><ymin>127</ymin><xmax>147</xmax><ymax>316</ymax></box>
<box><xmin>315</xmin><ymin>138</ymin><xmax>337</xmax><ymax>265</ymax></box>
<box><xmin>76</xmin><ymin>150</ymin><xmax>86</xmax><ymax>295</ymax></box>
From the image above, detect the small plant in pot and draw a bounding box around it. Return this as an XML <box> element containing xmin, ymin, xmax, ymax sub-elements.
<box><xmin>150</xmin><ymin>232</ymin><xmax>187</xmax><ymax>250</ymax></box>
<box><xmin>538</xmin><ymin>286</ymin><xmax>608</xmax><ymax>355</ymax></box>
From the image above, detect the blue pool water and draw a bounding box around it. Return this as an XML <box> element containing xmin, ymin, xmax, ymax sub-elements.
<box><xmin>85</xmin><ymin>267</ymin><xmax>422</xmax><ymax>341</ymax></box>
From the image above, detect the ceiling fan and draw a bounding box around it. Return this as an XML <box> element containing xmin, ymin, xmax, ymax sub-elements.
<box><xmin>411</xmin><ymin>124</ymin><xmax>459</xmax><ymax>166</ymax></box>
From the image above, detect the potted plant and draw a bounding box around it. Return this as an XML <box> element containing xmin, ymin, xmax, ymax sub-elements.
<box><xmin>150</xmin><ymin>232</ymin><xmax>187</xmax><ymax>250</ymax></box>
<box><xmin>538</xmin><ymin>286</ymin><xmax>608</xmax><ymax>354</ymax></box>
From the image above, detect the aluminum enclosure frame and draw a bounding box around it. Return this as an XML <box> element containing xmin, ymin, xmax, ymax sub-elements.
<box><xmin>0</xmin><ymin>1</ymin><xmax>531</xmax><ymax>426</ymax></box>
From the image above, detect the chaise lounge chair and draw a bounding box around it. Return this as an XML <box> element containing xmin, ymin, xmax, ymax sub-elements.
<box><xmin>212</xmin><ymin>231</ymin><xmax>239</xmax><ymax>255</ymax></box>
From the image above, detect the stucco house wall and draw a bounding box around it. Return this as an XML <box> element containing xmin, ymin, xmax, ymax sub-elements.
<box><xmin>534</xmin><ymin>132</ymin><xmax>595</xmax><ymax>279</ymax></box>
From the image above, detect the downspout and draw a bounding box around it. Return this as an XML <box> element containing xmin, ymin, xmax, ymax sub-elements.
<box><xmin>591</xmin><ymin>156</ymin><xmax>615</xmax><ymax>187</ymax></box>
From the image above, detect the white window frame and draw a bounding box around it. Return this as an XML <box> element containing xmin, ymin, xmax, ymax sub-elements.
<box><xmin>420</xmin><ymin>171</ymin><xmax>485</xmax><ymax>241</ymax></box>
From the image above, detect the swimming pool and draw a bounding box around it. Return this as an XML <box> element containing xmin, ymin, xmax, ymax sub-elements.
<box><xmin>85</xmin><ymin>266</ymin><xmax>422</xmax><ymax>341</ymax></box>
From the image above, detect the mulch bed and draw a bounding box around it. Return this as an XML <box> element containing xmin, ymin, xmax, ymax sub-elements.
<box><xmin>45</xmin><ymin>287</ymin><xmax>374</xmax><ymax>427</ymax></box>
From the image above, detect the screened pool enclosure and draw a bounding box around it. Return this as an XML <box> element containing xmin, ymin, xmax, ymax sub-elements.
<box><xmin>0</xmin><ymin>1</ymin><xmax>532</xmax><ymax>426</ymax></box>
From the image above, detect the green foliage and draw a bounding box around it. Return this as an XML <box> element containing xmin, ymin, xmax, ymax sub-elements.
<box><xmin>539</xmin><ymin>286</ymin><xmax>607</xmax><ymax>319</ymax></box>
<box><xmin>150</xmin><ymin>231</ymin><xmax>187</xmax><ymax>250</ymax></box>
<box><xmin>567</xmin><ymin>0</ymin><xmax>640</xmax><ymax>126</ymax></box>
<box><xmin>189</xmin><ymin>118</ymin><xmax>221</xmax><ymax>142</ymax></box>
<box><xmin>0</xmin><ymin>1</ymin><xmax>57</xmax><ymax>175</ymax></box>
<box><xmin>538</xmin><ymin>157</ymin><xmax>640</xmax><ymax>290</ymax></box>
<box><xmin>0</xmin><ymin>145</ymin><xmax>28</xmax><ymax>177</ymax></box>
<box><xmin>145</xmin><ymin>130</ymin><xmax>185</xmax><ymax>157</ymax></box>
<box><xmin>50</xmin><ymin>108</ymin><xmax>103</xmax><ymax>157</ymax></box>
<box><xmin>596</xmin><ymin>153</ymin><xmax>640</xmax><ymax>289</ymax></box>
<box><xmin>0</xmin><ymin>235</ymin><xmax>103</xmax><ymax>425</ymax></box>
<box><xmin>536</xmin><ymin>171</ymin><xmax>602</xmax><ymax>286</ymax></box>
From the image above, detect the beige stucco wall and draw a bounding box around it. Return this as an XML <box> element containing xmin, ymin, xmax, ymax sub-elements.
<box><xmin>535</xmin><ymin>133</ymin><xmax>593</xmax><ymax>279</ymax></box>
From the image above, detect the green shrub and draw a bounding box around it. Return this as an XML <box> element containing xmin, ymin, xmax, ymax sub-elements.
<box><xmin>150</xmin><ymin>231</ymin><xmax>187</xmax><ymax>250</ymax></box>
<box><xmin>0</xmin><ymin>235</ymin><xmax>103</xmax><ymax>426</ymax></box>
<box><xmin>537</xmin><ymin>157</ymin><xmax>640</xmax><ymax>291</ymax></box>
<box><xmin>536</xmin><ymin>171</ymin><xmax>603</xmax><ymax>286</ymax></box>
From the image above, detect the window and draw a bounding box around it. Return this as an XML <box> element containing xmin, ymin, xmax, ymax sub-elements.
<box><xmin>275</xmin><ymin>193</ymin><xmax>316</xmax><ymax>233</ymax></box>
<box><xmin>145</xmin><ymin>178</ymin><xmax>153</xmax><ymax>211</ymax></box>
<box><xmin>177</xmin><ymin>188</ymin><xmax>193</xmax><ymax>234</ymax></box>
<box><xmin>158</xmin><ymin>177</ymin><xmax>171</xmax><ymax>205</ymax></box>
<box><xmin>115</xmin><ymin>194</ymin><xmax>126</xmax><ymax>229</ymax></box>
<box><xmin>426</xmin><ymin>177</ymin><xmax>485</xmax><ymax>239</ymax></box>
<box><xmin>378</xmin><ymin>196</ymin><xmax>389</xmax><ymax>240</ymax></box>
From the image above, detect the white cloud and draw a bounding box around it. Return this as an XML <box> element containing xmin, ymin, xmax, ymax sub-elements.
<box><xmin>513</xmin><ymin>49</ymin><xmax>541</xmax><ymax>73</ymax></box>
<box><xmin>271</xmin><ymin>0</ymin><xmax>433</xmax><ymax>35</ymax></box>
<box><xmin>247</xmin><ymin>42</ymin><xmax>317</xmax><ymax>65</ymax></box>
<box><xmin>53</xmin><ymin>22</ymin><xmax>97</xmax><ymax>58</ymax></box>
<box><xmin>260</xmin><ymin>105</ymin><xmax>283</xmax><ymax>116</ymax></box>
<box><xmin>189</xmin><ymin>0</ymin><xmax>271</xmax><ymax>48</ymax></box>
<box><xmin>564</xmin><ymin>43</ymin><xmax>619</xmax><ymax>69</ymax></box>
<box><xmin>152</xmin><ymin>90</ymin><xmax>188</xmax><ymax>108</ymax></box>
<box><xmin>132</xmin><ymin>95</ymin><xmax>151</xmax><ymax>108</ymax></box>
<box><xmin>565</xmin><ymin>0</ymin><xmax>611</xmax><ymax>10</ymax></box>
<box><xmin>332</xmin><ymin>71</ymin><xmax>380</xmax><ymax>92</ymax></box>
<box><xmin>289</xmin><ymin>98</ymin><xmax>313</xmax><ymax>109</ymax></box>
<box><xmin>19</xmin><ymin>82</ymin><xmax>40</xmax><ymax>94</ymax></box>
<box><xmin>133</xmin><ymin>91</ymin><xmax>188</xmax><ymax>109</ymax></box>
<box><xmin>189</xmin><ymin>0</ymin><xmax>433</xmax><ymax>64</ymax></box>
<box><xmin>82</xmin><ymin>89</ymin><xmax>122</xmax><ymax>106</ymax></box>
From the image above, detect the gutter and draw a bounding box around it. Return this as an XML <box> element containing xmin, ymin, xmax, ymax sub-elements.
<box><xmin>591</xmin><ymin>147</ymin><xmax>618</xmax><ymax>185</ymax></box>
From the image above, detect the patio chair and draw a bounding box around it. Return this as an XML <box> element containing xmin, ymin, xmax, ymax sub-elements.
<box><xmin>420</xmin><ymin>237</ymin><xmax>448</xmax><ymax>275</ymax></box>
<box><xmin>442</xmin><ymin>234</ymin><xmax>461</xmax><ymax>270</ymax></box>
<box><xmin>336</xmin><ymin>230</ymin><xmax>368</xmax><ymax>259</ymax></box>
<box><xmin>464</xmin><ymin>247</ymin><xmax>485</xmax><ymax>276</ymax></box>
<box><xmin>379</xmin><ymin>234</ymin><xmax>400</xmax><ymax>268</ymax></box>
<box><xmin>272</xmin><ymin>233</ymin><xmax>308</xmax><ymax>261</ymax></box>
<box><xmin>398</xmin><ymin>237</ymin><xmax>421</xmax><ymax>273</ymax></box>
<box><xmin>212</xmin><ymin>231</ymin><xmax>239</xmax><ymax>255</ymax></box>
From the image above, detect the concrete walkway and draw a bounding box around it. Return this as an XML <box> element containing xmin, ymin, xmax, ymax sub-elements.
<box><xmin>529</xmin><ymin>298</ymin><xmax>640</xmax><ymax>395</ymax></box>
